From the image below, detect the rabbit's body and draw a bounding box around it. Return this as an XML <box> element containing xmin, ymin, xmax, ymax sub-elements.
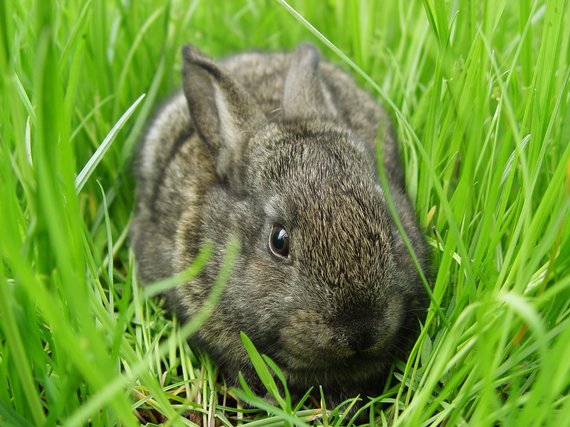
<box><xmin>132</xmin><ymin>45</ymin><xmax>428</xmax><ymax>404</ymax></box>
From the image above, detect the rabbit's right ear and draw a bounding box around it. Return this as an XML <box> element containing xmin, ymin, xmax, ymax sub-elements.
<box><xmin>282</xmin><ymin>44</ymin><xmax>338</xmax><ymax>120</ymax></box>
<box><xmin>181</xmin><ymin>45</ymin><xmax>266</xmax><ymax>182</ymax></box>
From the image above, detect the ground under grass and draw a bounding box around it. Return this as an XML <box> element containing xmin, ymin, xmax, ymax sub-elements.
<box><xmin>1</xmin><ymin>0</ymin><xmax>569</xmax><ymax>426</ymax></box>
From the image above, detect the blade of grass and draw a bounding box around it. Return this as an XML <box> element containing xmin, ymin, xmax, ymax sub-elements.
<box><xmin>75</xmin><ymin>93</ymin><xmax>145</xmax><ymax>193</ymax></box>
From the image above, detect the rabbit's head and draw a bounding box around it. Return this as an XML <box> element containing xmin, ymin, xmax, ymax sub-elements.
<box><xmin>174</xmin><ymin>45</ymin><xmax>428</xmax><ymax>393</ymax></box>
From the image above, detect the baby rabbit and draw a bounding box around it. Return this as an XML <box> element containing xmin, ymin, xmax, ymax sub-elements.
<box><xmin>132</xmin><ymin>44</ymin><xmax>429</xmax><ymax>407</ymax></box>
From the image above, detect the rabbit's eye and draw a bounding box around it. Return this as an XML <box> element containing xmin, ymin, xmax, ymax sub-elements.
<box><xmin>269</xmin><ymin>224</ymin><xmax>290</xmax><ymax>258</ymax></box>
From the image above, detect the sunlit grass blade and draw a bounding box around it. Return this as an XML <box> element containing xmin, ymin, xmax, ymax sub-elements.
<box><xmin>75</xmin><ymin>93</ymin><xmax>145</xmax><ymax>193</ymax></box>
<box><xmin>240</xmin><ymin>332</ymin><xmax>286</xmax><ymax>409</ymax></box>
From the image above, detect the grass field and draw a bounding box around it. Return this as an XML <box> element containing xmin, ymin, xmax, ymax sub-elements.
<box><xmin>1</xmin><ymin>0</ymin><xmax>569</xmax><ymax>425</ymax></box>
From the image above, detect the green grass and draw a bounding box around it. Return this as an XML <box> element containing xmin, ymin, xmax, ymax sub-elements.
<box><xmin>1</xmin><ymin>0</ymin><xmax>569</xmax><ymax>425</ymax></box>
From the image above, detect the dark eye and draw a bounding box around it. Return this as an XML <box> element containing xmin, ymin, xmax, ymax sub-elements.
<box><xmin>269</xmin><ymin>224</ymin><xmax>290</xmax><ymax>258</ymax></box>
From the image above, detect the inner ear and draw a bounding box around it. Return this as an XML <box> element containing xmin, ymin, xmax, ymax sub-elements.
<box><xmin>181</xmin><ymin>45</ymin><xmax>266</xmax><ymax>181</ymax></box>
<box><xmin>282</xmin><ymin>44</ymin><xmax>338</xmax><ymax>120</ymax></box>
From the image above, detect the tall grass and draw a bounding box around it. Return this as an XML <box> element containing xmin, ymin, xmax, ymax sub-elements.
<box><xmin>1</xmin><ymin>0</ymin><xmax>569</xmax><ymax>425</ymax></box>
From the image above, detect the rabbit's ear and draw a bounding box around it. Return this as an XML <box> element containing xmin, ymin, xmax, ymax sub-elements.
<box><xmin>282</xmin><ymin>44</ymin><xmax>337</xmax><ymax>120</ymax></box>
<box><xmin>182</xmin><ymin>45</ymin><xmax>265</xmax><ymax>180</ymax></box>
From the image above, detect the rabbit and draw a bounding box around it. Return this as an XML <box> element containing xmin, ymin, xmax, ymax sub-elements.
<box><xmin>131</xmin><ymin>44</ymin><xmax>429</xmax><ymax>409</ymax></box>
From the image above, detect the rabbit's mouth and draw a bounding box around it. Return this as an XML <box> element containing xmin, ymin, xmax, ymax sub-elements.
<box><xmin>270</xmin><ymin>325</ymin><xmax>397</xmax><ymax>383</ymax></box>
<box><xmin>277</xmin><ymin>343</ymin><xmax>392</xmax><ymax>370</ymax></box>
<box><xmin>276</xmin><ymin>304</ymin><xmax>404</xmax><ymax>363</ymax></box>
<box><xmin>273</xmin><ymin>350</ymin><xmax>390</xmax><ymax>390</ymax></box>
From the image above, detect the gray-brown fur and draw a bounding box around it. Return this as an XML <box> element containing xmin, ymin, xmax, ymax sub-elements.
<box><xmin>131</xmin><ymin>44</ymin><xmax>429</xmax><ymax>407</ymax></box>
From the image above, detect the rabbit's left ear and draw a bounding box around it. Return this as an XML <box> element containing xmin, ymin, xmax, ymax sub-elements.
<box><xmin>182</xmin><ymin>45</ymin><xmax>266</xmax><ymax>181</ymax></box>
<box><xmin>282</xmin><ymin>44</ymin><xmax>338</xmax><ymax>120</ymax></box>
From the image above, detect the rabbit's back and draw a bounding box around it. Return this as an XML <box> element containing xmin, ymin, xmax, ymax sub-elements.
<box><xmin>224</xmin><ymin>51</ymin><xmax>402</xmax><ymax>185</ymax></box>
<box><xmin>224</xmin><ymin>52</ymin><xmax>388</xmax><ymax>150</ymax></box>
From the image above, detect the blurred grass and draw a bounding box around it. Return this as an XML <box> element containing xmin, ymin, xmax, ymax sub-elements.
<box><xmin>0</xmin><ymin>0</ymin><xmax>569</xmax><ymax>426</ymax></box>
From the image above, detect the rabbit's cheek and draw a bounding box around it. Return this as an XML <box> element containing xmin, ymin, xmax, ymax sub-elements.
<box><xmin>279</xmin><ymin>308</ymin><xmax>336</xmax><ymax>366</ymax></box>
<box><xmin>174</xmin><ymin>204</ymin><xmax>206</xmax><ymax>270</ymax></box>
<box><xmin>375</xmin><ymin>292</ymin><xmax>405</xmax><ymax>345</ymax></box>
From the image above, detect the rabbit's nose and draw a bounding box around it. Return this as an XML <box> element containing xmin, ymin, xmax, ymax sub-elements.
<box><xmin>333</xmin><ymin>307</ymin><xmax>380</xmax><ymax>353</ymax></box>
<box><xmin>346</xmin><ymin>327</ymin><xmax>376</xmax><ymax>353</ymax></box>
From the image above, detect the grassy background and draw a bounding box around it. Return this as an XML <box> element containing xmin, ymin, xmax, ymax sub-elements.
<box><xmin>1</xmin><ymin>0</ymin><xmax>569</xmax><ymax>425</ymax></box>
